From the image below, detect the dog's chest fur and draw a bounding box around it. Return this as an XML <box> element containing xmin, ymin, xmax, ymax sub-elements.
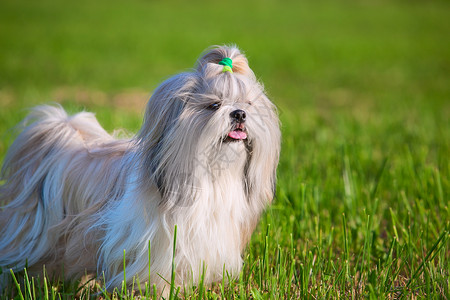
<box><xmin>168</xmin><ymin>142</ymin><xmax>250</xmax><ymax>282</ymax></box>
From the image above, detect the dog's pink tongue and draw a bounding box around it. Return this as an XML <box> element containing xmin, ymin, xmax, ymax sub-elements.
<box><xmin>228</xmin><ymin>130</ymin><xmax>247</xmax><ymax>140</ymax></box>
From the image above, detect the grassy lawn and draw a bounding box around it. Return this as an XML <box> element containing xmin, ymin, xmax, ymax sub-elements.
<box><xmin>1</xmin><ymin>0</ymin><xmax>449</xmax><ymax>298</ymax></box>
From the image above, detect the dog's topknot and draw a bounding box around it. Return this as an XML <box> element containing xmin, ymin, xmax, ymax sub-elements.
<box><xmin>196</xmin><ymin>45</ymin><xmax>254</xmax><ymax>79</ymax></box>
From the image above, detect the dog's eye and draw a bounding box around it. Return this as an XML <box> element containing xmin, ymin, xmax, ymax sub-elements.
<box><xmin>208</xmin><ymin>102</ymin><xmax>221</xmax><ymax>110</ymax></box>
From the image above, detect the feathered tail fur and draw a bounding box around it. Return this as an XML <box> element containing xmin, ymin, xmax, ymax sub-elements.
<box><xmin>0</xmin><ymin>105</ymin><xmax>129</xmax><ymax>279</ymax></box>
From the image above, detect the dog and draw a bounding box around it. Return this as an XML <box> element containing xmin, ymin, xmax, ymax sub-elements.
<box><xmin>0</xmin><ymin>45</ymin><xmax>280</xmax><ymax>293</ymax></box>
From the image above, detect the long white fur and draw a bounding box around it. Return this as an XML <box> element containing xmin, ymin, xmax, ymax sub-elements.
<box><xmin>0</xmin><ymin>45</ymin><xmax>281</xmax><ymax>293</ymax></box>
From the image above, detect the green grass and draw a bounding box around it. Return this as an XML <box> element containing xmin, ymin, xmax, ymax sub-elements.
<box><xmin>1</xmin><ymin>0</ymin><xmax>449</xmax><ymax>298</ymax></box>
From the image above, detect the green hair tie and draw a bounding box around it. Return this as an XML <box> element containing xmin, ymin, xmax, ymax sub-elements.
<box><xmin>218</xmin><ymin>57</ymin><xmax>233</xmax><ymax>73</ymax></box>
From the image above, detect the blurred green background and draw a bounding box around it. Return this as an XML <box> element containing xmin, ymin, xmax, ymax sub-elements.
<box><xmin>1</xmin><ymin>0</ymin><xmax>448</xmax><ymax>109</ymax></box>
<box><xmin>0</xmin><ymin>0</ymin><xmax>449</xmax><ymax>297</ymax></box>
<box><xmin>1</xmin><ymin>0</ymin><xmax>448</xmax><ymax>191</ymax></box>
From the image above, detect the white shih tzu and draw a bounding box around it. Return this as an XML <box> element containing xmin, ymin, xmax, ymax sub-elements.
<box><xmin>0</xmin><ymin>46</ymin><xmax>280</xmax><ymax>292</ymax></box>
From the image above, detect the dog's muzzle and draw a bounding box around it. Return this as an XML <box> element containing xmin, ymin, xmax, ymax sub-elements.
<box><xmin>230</xmin><ymin>109</ymin><xmax>246</xmax><ymax>123</ymax></box>
<box><xmin>227</xmin><ymin>109</ymin><xmax>247</xmax><ymax>140</ymax></box>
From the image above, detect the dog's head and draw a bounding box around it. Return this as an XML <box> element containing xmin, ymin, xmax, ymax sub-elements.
<box><xmin>137</xmin><ymin>46</ymin><xmax>280</xmax><ymax>209</ymax></box>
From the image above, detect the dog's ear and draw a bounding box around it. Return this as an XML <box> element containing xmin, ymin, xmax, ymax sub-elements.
<box><xmin>243</xmin><ymin>100</ymin><xmax>281</xmax><ymax>217</ymax></box>
<box><xmin>150</xmin><ymin>142</ymin><xmax>165</xmax><ymax>196</ymax></box>
<box><xmin>138</xmin><ymin>73</ymin><xmax>197</xmax><ymax>149</ymax></box>
<box><xmin>137</xmin><ymin>73</ymin><xmax>199</xmax><ymax>198</ymax></box>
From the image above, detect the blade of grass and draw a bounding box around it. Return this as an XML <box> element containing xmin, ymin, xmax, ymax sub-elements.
<box><xmin>169</xmin><ymin>224</ymin><xmax>178</xmax><ymax>300</ymax></box>
<box><xmin>10</xmin><ymin>269</ymin><xmax>24</xmax><ymax>300</ymax></box>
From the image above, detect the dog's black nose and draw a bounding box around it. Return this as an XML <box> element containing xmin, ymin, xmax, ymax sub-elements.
<box><xmin>230</xmin><ymin>109</ymin><xmax>246</xmax><ymax>122</ymax></box>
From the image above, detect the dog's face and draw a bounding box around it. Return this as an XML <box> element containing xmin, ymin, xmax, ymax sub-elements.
<box><xmin>175</xmin><ymin>74</ymin><xmax>278</xmax><ymax>169</ymax></box>
<box><xmin>137</xmin><ymin>53</ymin><xmax>280</xmax><ymax>209</ymax></box>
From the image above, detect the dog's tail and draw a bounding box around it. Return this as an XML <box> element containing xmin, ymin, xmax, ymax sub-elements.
<box><xmin>0</xmin><ymin>104</ymin><xmax>114</xmax><ymax>275</ymax></box>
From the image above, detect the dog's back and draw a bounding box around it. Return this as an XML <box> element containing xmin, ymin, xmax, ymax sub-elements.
<box><xmin>0</xmin><ymin>105</ymin><xmax>129</xmax><ymax>284</ymax></box>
